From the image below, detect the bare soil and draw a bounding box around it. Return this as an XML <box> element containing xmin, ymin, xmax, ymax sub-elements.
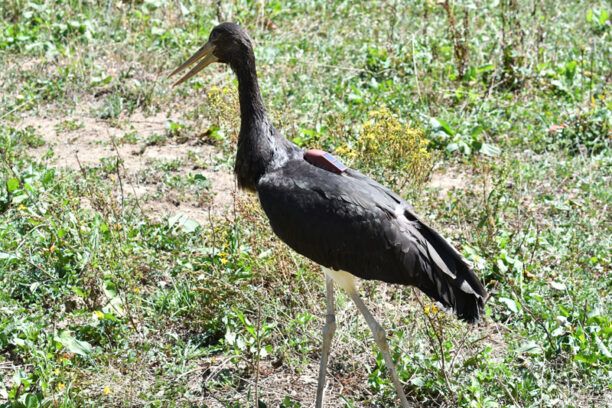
<box><xmin>20</xmin><ymin>108</ymin><xmax>237</xmax><ymax>225</ymax></box>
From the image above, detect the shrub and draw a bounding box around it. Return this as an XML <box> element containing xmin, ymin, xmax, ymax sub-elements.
<box><xmin>549</xmin><ymin>106</ymin><xmax>610</xmax><ymax>155</ymax></box>
<box><xmin>338</xmin><ymin>107</ymin><xmax>433</xmax><ymax>190</ymax></box>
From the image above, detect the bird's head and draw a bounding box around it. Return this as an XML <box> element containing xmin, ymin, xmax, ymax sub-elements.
<box><xmin>170</xmin><ymin>22</ymin><xmax>254</xmax><ymax>86</ymax></box>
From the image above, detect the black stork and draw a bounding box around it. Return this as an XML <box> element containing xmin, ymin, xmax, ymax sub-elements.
<box><xmin>170</xmin><ymin>22</ymin><xmax>488</xmax><ymax>407</ymax></box>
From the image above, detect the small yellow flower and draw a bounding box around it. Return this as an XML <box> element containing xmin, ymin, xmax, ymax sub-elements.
<box><xmin>18</xmin><ymin>204</ymin><xmax>27</xmax><ymax>211</ymax></box>
<box><xmin>424</xmin><ymin>304</ymin><xmax>439</xmax><ymax>316</ymax></box>
<box><xmin>133</xmin><ymin>287</ymin><xmax>141</xmax><ymax>294</ymax></box>
<box><xmin>94</xmin><ymin>310</ymin><xmax>104</xmax><ymax>319</ymax></box>
<box><xmin>217</xmin><ymin>251</ymin><xmax>230</xmax><ymax>265</ymax></box>
<box><xmin>103</xmin><ymin>386</ymin><xmax>111</xmax><ymax>395</ymax></box>
<box><xmin>57</xmin><ymin>382</ymin><xmax>65</xmax><ymax>391</ymax></box>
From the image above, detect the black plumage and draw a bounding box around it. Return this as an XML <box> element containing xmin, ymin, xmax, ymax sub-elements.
<box><xmin>170</xmin><ymin>22</ymin><xmax>488</xmax><ymax>405</ymax></box>
<box><xmin>258</xmin><ymin>160</ymin><xmax>486</xmax><ymax>322</ymax></box>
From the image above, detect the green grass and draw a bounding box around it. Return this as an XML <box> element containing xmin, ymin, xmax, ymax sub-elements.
<box><xmin>1</xmin><ymin>0</ymin><xmax>610</xmax><ymax>407</ymax></box>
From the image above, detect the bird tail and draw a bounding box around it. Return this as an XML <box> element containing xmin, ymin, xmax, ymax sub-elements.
<box><xmin>407</xmin><ymin>213</ymin><xmax>488</xmax><ymax>323</ymax></box>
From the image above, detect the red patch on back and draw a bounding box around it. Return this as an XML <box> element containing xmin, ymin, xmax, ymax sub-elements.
<box><xmin>304</xmin><ymin>149</ymin><xmax>347</xmax><ymax>174</ymax></box>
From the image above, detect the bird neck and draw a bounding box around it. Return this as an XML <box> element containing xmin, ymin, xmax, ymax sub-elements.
<box><xmin>232</xmin><ymin>51</ymin><xmax>274</xmax><ymax>191</ymax></box>
<box><xmin>232</xmin><ymin>53</ymin><xmax>266</xmax><ymax>128</ymax></box>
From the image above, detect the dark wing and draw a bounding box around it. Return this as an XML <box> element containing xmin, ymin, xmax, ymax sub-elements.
<box><xmin>257</xmin><ymin>159</ymin><xmax>487</xmax><ymax>322</ymax></box>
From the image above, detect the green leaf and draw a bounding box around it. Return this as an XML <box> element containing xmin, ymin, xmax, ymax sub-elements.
<box><xmin>410</xmin><ymin>376</ymin><xmax>425</xmax><ymax>386</ymax></box>
<box><xmin>499</xmin><ymin>297</ymin><xmax>518</xmax><ymax>313</ymax></box>
<box><xmin>56</xmin><ymin>331</ymin><xmax>93</xmax><ymax>357</ymax></box>
<box><xmin>599</xmin><ymin>9</ymin><xmax>608</xmax><ymax>25</ymax></box>
<box><xmin>103</xmin><ymin>296</ymin><xmax>125</xmax><ymax>316</ymax></box>
<box><xmin>71</xmin><ymin>286</ymin><xmax>87</xmax><ymax>298</ymax></box>
<box><xmin>516</xmin><ymin>340</ymin><xmax>542</xmax><ymax>355</ymax></box>
<box><xmin>7</xmin><ymin>178</ymin><xmax>19</xmax><ymax>192</ymax></box>
<box><xmin>103</xmin><ymin>280</ymin><xmax>118</xmax><ymax>298</ymax></box>
<box><xmin>575</xmin><ymin>353</ymin><xmax>597</xmax><ymax>364</ymax></box>
<box><xmin>480</xmin><ymin>143</ymin><xmax>501</xmax><ymax>157</ymax></box>
<box><xmin>193</xmin><ymin>174</ymin><xmax>210</xmax><ymax>188</ymax></box>
<box><xmin>446</xmin><ymin>142</ymin><xmax>459</xmax><ymax>153</ymax></box>
<box><xmin>90</xmin><ymin>74</ymin><xmax>112</xmax><ymax>86</ymax></box>
<box><xmin>550</xmin><ymin>281</ymin><xmax>567</xmax><ymax>291</ymax></box>
<box><xmin>470</xmin><ymin>126</ymin><xmax>484</xmax><ymax>138</ymax></box>
<box><xmin>430</xmin><ymin>117</ymin><xmax>455</xmax><ymax>136</ymax></box>
<box><xmin>564</xmin><ymin>60</ymin><xmax>577</xmax><ymax>81</ymax></box>
<box><xmin>25</xmin><ymin>393</ymin><xmax>41</xmax><ymax>408</ymax></box>
<box><xmin>477</xmin><ymin>63</ymin><xmax>495</xmax><ymax>73</ymax></box>
<box><xmin>0</xmin><ymin>252</ymin><xmax>19</xmax><ymax>261</ymax></box>
<box><xmin>41</xmin><ymin>169</ymin><xmax>55</xmax><ymax>186</ymax></box>
<box><xmin>168</xmin><ymin>213</ymin><xmax>200</xmax><ymax>233</ymax></box>
<box><xmin>12</xmin><ymin>194</ymin><xmax>28</xmax><ymax>204</ymax></box>
<box><xmin>206</xmin><ymin>125</ymin><xmax>224</xmax><ymax>141</ymax></box>
<box><xmin>258</xmin><ymin>249</ymin><xmax>273</xmax><ymax>259</ymax></box>
<box><xmin>594</xmin><ymin>335</ymin><xmax>612</xmax><ymax>358</ymax></box>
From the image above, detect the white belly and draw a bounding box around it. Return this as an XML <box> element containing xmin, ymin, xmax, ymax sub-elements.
<box><xmin>323</xmin><ymin>268</ymin><xmax>358</xmax><ymax>294</ymax></box>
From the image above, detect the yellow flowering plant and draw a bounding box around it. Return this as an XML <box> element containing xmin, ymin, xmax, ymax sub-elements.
<box><xmin>337</xmin><ymin>107</ymin><xmax>433</xmax><ymax>190</ymax></box>
<box><xmin>205</xmin><ymin>84</ymin><xmax>240</xmax><ymax>143</ymax></box>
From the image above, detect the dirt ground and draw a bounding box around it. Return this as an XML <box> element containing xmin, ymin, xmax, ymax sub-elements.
<box><xmin>21</xmin><ymin>106</ymin><xmax>237</xmax><ymax>227</ymax></box>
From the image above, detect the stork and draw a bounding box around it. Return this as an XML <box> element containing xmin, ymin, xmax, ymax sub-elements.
<box><xmin>170</xmin><ymin>22</ymin><xmax>488</xmax><ymax>407</ymax></box>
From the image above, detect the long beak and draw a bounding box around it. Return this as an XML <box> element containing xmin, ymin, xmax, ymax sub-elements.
<box><xmin>169</xmin><ymin>41</ymin><xmax>218</xmax><ymax>87</ymax></box>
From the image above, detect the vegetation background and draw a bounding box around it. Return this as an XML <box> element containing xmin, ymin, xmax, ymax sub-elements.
<box><xmin>0</xmin><ymin>0</ymin><xmax>610</xmax><ymax>407</ymax></box>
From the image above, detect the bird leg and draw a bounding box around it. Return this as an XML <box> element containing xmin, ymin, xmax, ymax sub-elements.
<box><xmin>348</xmin><ymin>291</ymin><xmax>411</xmax><ymax>408</ymax></box>
<box><xmin>315</xmin><ymin>275</ymin><xmax>336</xmax><ymax>408</ymax></box>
